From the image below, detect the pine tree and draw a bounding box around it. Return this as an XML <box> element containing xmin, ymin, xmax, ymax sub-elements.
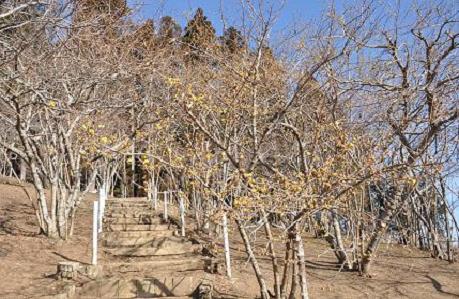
<box><xmin>74</xmin><ymin>0</ymin><xmax>127</xmax><ymax>24</ymax></box>
<box><xmin>182</xmin><ymin>8</ymin><xmax>216</xmax><ymax>60</ymax></box>
<box><xmin>220</xmin><ymin>26</ymin><xmax>245</xmax><ymax>54</ymax></box>
<box><xmin>158</xmin><ymin>16</ymin><xmax>181</xmax><ymax>43</ymax></box>
<box><xmin>130</xmin><ymin>19</ymin><xmax>155</xmax><ymax>58</ymax></box>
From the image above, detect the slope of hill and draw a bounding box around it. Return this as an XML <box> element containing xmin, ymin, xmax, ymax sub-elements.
<box><xmin>0</xmin><ymin>179</ymin><xmax>458</xmax><ymax>298</ymax></box>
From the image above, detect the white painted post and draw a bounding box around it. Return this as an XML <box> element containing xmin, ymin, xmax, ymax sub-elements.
<box><xmin>147</xmin><ymin>180</ymin><xmax>152</xmax><ymax>202</ymax></box>
<box><xmin>193</xmin><ymin>190</ymin><xmax>201</xmax><ymax>230</ymax></box>
<box><xmin>179</xmin><ymin>195</ymin><xmax>186</xmax><ymax>237</ymax></box>
<box><xmin>164</xmin><ymin>191</ymin><xmax>168</xmax><ymax>221</ymax></box>
<box><xmin>153</xmin><ymin>184</ymin><xmax>158</xmax><ymax>210</ymax></box>
<box><xmin>103</xmin><ymin>183</ymin><xmax>107</xmax><ymax>219</ymax></box>
<box><xmin>223</xmin><ymin>212</ymin><xmax>232</xmax><ymax>278</ymax></box>
<box><xmin>92</xmin><ymin>201</ymin><xmax>98</xmax><ymax>265</ymax></box>
<box><xmin>98</xmin><ymin>185</ymin><xmax>106</xmax><ymax>233</ymax></box>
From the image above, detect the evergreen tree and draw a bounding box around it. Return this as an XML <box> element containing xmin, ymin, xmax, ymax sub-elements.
<box><xmin>131</xmin><ymin>19</ymin><xmax>155</xmax><ymax>57</ymax></box>
<box><xmin>74</xmin><ymin>0</ymin><xmax>127</xmax><ymax>23</ymax></box>
<box><xmin>220</xmin><ymin>26</ymin><xmax>245</xmax><ymax>54</ymax></box>
<box><xmin>158</xmin><ymin>16</ymin><xmax>181</xmax><ymax>43</ymax></box>
<box><xmin>182</xmin><ymin>8</ymin><xmax>216</xmax><ymax>60</ymax></box>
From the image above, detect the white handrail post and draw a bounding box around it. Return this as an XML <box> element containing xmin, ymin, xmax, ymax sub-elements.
<box><xmin>98</xmin><ymin>185</ymin><xmax>106</xmax><ymax>233</ymax></box>
<box><xmin>153</xmin><ymin>184</ymin><xmax>158</xmax><ymax>210</ymax></box>
<box><xmin>164</xmin><ymin>191</ymin><xmax>168</xmax><ymax>221</ymax></box>
<box><xmin>92</xmin><ymin>201</ymin><xmax>99</xmax><ymax>265</ymax></box>
<box><xmin>223</xmin><ymin>212</ymin><xmax>232</xmax><ymax>278</ymax></box>
<box><xmin>179</xmin><ymin>195</ymin><xmax>186</xmax><ymax>237</ymax></box>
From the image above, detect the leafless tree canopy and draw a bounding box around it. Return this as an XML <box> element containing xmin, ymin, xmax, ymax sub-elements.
<box><xmin>0</xmin><ymin>0</ymin><xmax>458</xmax><ymax>297</ymax></box>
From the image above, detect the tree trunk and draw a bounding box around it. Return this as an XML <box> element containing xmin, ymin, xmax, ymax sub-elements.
<box><xmin>280</xmin><ymin>238</ymin><xmax>292</xmax><ymax>299</ymax></box>
<box><xmin>68</xmin><ymin>207</ymin><xmax>76</xmax><ymax>237</ymax></box>
<box><xmin>57</xmin><ymin>187</ymin><xmax>67</xmax><ymax>239</ymax></box>
<box><xmin>361</xmin><ymin>197</ymin><xmax>399</xmax><ymax>275</ymax></box>
<box><xmin>288</xmin><ymin>249</ymin><xmax>298</xmax><ymax>299</ymax></box>
<box><xmin>30</xmin><ymin>162</ymin><xmax>57</xmax><ymax>238</ymax></box>
<box><xmin>317</xmin><ymin>210</ymin><xmax>329</xmax><ymax>237</ymax></box>
<box><xmin>262</xmin><ymin>210</ymin><xmax>281</xmax><ymax>299</ymax></box>
<box><xmin>19</xmin><ymin>158</ymin><xmax>27</xmax><ymax>181</ymax></box>
<box><xmin>294</xmin><ymin>232</ymin><xmax>309</xmax><ymax>299</ymax></box>
<box><xmin>331</xmin><ymin>211</ymin><xmax>352</xmax><ymax>269</ymax></box>
<box><xmin>236</xmin><ymin>219</ymin><xmax>270</xmax><ymax>299</ymax></box>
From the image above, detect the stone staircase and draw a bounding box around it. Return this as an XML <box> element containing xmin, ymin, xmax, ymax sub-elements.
<box><xmin>80</xmin><ymin>197</ymin><xmax>213</xmax><ymax>299</ymax></box>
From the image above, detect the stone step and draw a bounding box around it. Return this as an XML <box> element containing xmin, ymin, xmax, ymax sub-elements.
<box><xmin>104</xmin><ymin>235</ymin><xmax>186</xmax><ymax>248</ymax></box>
<box><xmin>106</xmin><ymin>197</ymin><xmax>149</xmax><ymax>202</ymax></box>
<box><xmin>104</xmin><ymin>213</ymin><xmax>160</xmax><ymax>219</ymax></box>
<box><xmin>105</xmin><ymin>200</ymin><xmax>152</xmax><ymax>208</ymax></box>
<box><xmin>106</xmin><ymin>199</ymin><xmax>151</xmax><ymax>204</ymax></box>
<box><xmin>132</xmin><ymin>274</ymin><xmax>208</xmax><ymax>297</ymax></box>
<box><xmin>104</xmin><ymin>211</ymin><xmax>157</xmax><ymax>217</ymax></box>
<box><xmin>105</xmin><ymin>207</ymin><xmax>156</xmax><ymax>213</ymax></box>
<box><xmin>104</xmin><ymin>212</ymin><xmax>157</xmax><ymax>218</ymax></box>
<box><xmin>105</xmin><ymin>203</ymin><xmax>153</xmax><ymax>210</ymax></box>
<box><xmin>105</xmin><ymin>202</ymin><xmax>153</xmax><ymax>206</ymax></box>
<box><xmin>106</xmin><ymin>223</ymin><xmax>171</xmax><ymax>232</ymax></box>
<box><xmin>103</xmin><ymin>216</ymin><xmax>163</xmax><ymax>225</ymax></box>
<box><xmin>104</xmin><ymin>242</ymin><xmax>201</xmax><ymax>256</ymax></box>
<box><xmin>78</xmin><ymin>273</ymin><xmax>208</xmax><ymax>298</ymax></box>
<box><xmin>103</xmin><ymin>255</ymin><xmax>211</xmax><ymax>274</ymax></box>
<box><xmin>103</xmin><ymin>230</ymin><xmax>174</xmax><ymax>239</ymax></box>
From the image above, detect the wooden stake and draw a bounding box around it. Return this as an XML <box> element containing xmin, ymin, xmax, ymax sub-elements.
<box><xmin>179</xmin><ymin>195</ymin><xmax>186</xmax><ymax>237</ymax></box>
<box><xmin>97</xmin><ymin>186</ymin><xmax>106</xmax><ymax>233</ymax></box>
<box><xmin>223</xmin><ymin>212</ymin><xmax>232</xmax><ymax>278</ymax></box>
<box><xmin>92</xmin><ymin>201</ymin><xmax>98</xmax><ymax>265</ymax></box>
<box><xmin>153</xmin><ymin>184</ymin><xmax>158</xmax><ymax>210</ymax></box>
<box><xmin>164</xmin><ymin>191</ymin><xmax>168</xmax><ymax>221</ymax></box>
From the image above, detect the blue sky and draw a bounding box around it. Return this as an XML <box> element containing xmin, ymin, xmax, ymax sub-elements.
<box><xmin>128</xmin><ymin>0</ymin><xmax>329</xmax><ymax>35</ymax></box>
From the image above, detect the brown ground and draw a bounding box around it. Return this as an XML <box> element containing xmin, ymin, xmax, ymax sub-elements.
<box><xmin>0</xmin><ymin>178</ymin><xmax>458</xmax><ymax>298</ymax></box>
<box><xmin>220</xmin><ymin>234</ymin><xmax>459</xmax><ymax>298</ymax></box>
<box><xmin>0</xmin><ymin>177</ymin><xmax>102</xmax><ymax>298</ymax></box>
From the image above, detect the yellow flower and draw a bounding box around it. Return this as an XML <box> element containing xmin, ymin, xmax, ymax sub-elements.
<box><xmin>166</xmin><ymin>77</ymin><xmax>180</xmax><ymax>86</ymax></box>
<box><xmin>48</xmin><ymin>100</ymin><xmax>57</xmax><ymax>108</ymax></box>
